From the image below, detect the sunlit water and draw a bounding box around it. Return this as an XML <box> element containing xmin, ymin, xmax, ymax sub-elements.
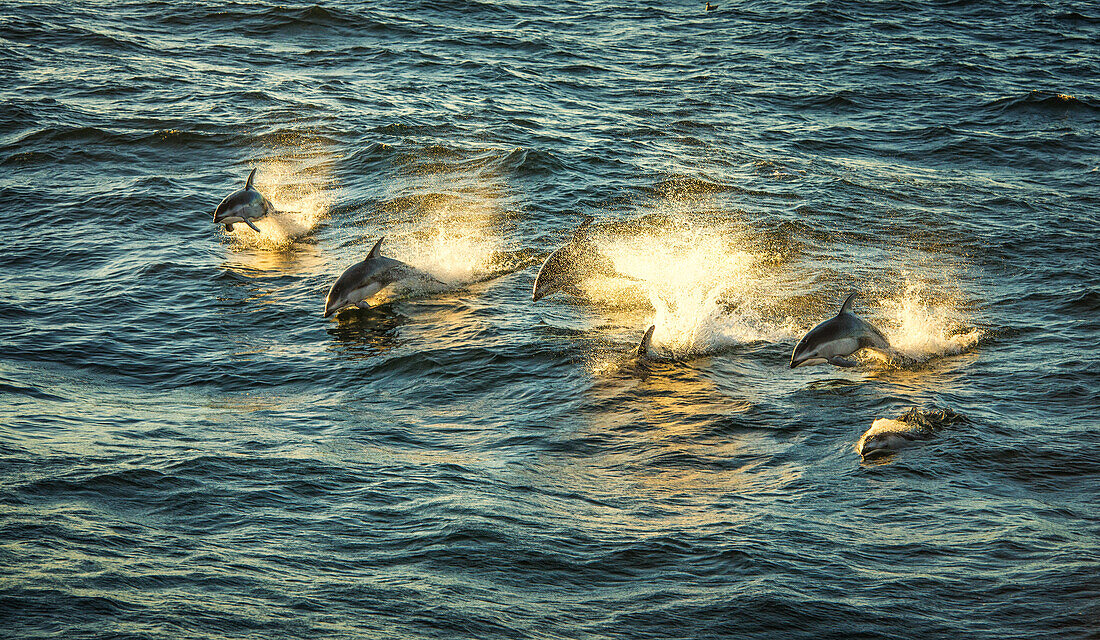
<box><xmin>1</xmin><ymin>1</ymin><xmax>1098</xmax><ymax>639</ymax></box>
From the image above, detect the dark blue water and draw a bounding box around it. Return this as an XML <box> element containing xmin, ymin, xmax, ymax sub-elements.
<box><xmin>2</xmin><ymin>1</ymin><xmax>1098</xmax><ymax>638</ymax></box>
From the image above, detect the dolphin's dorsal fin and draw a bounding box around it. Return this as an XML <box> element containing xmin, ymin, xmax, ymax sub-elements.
<box><xmin>838</xmin><ymin>292</ymin><xmax>858</xmax><ymax>315</ymax></box>
<box><xmin>245</xmin><ymin>167</ymin><xmax>257</xmax><ymax>190</ymax></box>
<box><xmin>639</xmin><ymin>325</ymin><xmax>655</xmax><ymax>355</ymax></box>
<box><xmin>366</xmin><ymin>236</ymin><xmax>385</xmax><ymax>261</ymax></box>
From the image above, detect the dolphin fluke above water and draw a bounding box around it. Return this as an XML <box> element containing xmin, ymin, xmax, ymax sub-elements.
<box><xmin>532</xmin><ymin>215</ymin><xmax>637</xmax><ymax>302</ymax></box>
<box><xmin>790</xmin><ymin>292</ymin><xmax>891</xmax><ymax>368</ymax></box>
<box><xmin>323</xmin><ymin>236</ymin><xmax>441</xmax><ymax>318</ymax></box>
<box><xmin>213</xmin><ymin>167</ymin><xmax>275</xmax><ymax>232</ymax></box>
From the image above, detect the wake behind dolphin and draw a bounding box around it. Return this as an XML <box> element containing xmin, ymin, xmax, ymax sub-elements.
<box><xmin>790</xmin><ymin>292</ymin><xmax>891</xmax><ymax>368</ymax></box>
<box><xmin>532</xmin><ymin>216</ymin><xmax>637</xmax><ymax>302</ymax></box>
<box><xmin>214</xmin><ymin>168</ymin><xmax>277</xmax><ymax>232</ymax></box>
<box><xmin>324</xmin><ymin>237</ymin><xmax>442</xmax><ymax>317</ymax></box>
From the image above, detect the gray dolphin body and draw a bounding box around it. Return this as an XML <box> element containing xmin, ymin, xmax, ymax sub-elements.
<box><xmin>323</xmin><ymin>237</ymin><xmax>440</xmax><ymax>317</ymax></box>
<box><xmin>213</xmin><ymin>168</ymin><xmax>275</xmax><ymax>232</ymax></box>
<box><xmin>532</xmin><ymin>216</ymin><xmax>634</xmax><ymax>301</ymax></box>
<box><xmin>790</xmin><ymin>292</ymin><xmax>891</xmax><ymax>368</ymax></box>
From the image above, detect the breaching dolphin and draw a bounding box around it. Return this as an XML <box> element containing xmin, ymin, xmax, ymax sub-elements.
<box><xmin>213</xmin><ymin>168</ymin><xmax>275</xmax><ymax>232</ymax></box>
<box><xmin>857</xmin><ymin>417</ymin><xmax>928</xmax><ymax>460</ymax></box>
<box><xmin>532</xmin><ymin>216</ymin><xmax>635</xmax><ymax>302</ymax></box>
<box><xmin>323</xmin><ymin>237</ymin><xmax>441</xmax><ymax>317</ymax></box>
<box><xmin>790</xmin><ymin>292</ymin><xmax>891</xmax><ymax>368</ymax></box>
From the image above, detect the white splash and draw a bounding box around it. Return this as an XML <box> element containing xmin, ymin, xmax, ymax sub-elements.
<box><xmin>355</xmin><ymin>194</ymin><xmax>511</xmax><ymax>307</ymax></box>
<box><xmin>396</xmin><ymin>223</ymin><xmax>503</xmax><ymax>287</ymax></box>
<box><xmin>597</xmin><ymin>226</ymin><xmax>795</xmax><ymax>357</ymax></box>
<box><xmin>876</xmin><ymin>285</ymin><xmax>982</xmax><ymax>362</ymax></box>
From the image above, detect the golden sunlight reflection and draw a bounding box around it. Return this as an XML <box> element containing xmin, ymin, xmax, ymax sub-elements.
<box><xmin>571</xmin><ymin>186</ymin><xmax>987</xmax><ymax>382</ymax></box>
<box><xmin>221</xmin><ymin>242</ymin><xmax>327</xmax><ymax>277</ymax></box>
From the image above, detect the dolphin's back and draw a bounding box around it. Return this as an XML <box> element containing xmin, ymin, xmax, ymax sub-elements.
<box><xmin>849</xmin><ymin>313</ymin><xmax>890</xmax><ymax>351</ymax></box>
<box><xmin>535</xmin><ymin>244</ymin><xmax>575</xmax><ymax>284</ymax></box>
<box><xmin>815</xmin><ymin>311</ymin><xmax>890</xmax><ymax>349</ymax></box>
<box><xmin>535</xmin><ymin>239</ymin><xmax>621</xmax><ymax>289</ymax></box>
<box><xmin>333</xmin><ymin>256</ymin><xmax>402</xmax><ymax>291</ymax></box>
<box><xmin>333</xmin><ymin>255</ymin><xmax>439</xmax><ymax>296</ymax></box>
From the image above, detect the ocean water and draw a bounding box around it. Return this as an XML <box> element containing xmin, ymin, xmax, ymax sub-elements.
<box><xmin>2</xmin><ymin>1</ymin><xmax>1098</xmax><ymax>638</ymax></box>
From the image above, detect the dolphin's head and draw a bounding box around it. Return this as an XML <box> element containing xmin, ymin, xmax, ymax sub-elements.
<box><xmin>324</xmin><ymin>269</ymin><xmax>360</xmax><ymax>318</ymax></box>
<box><xmin>324</xmin><ymin>259</ymin><xmax>388</xmax><ymax>318</ymax></box>
<box><xmin>856</xmin><ymin>418</ymin><xmax>915</xmax><ymax>460</ymax></box>
<box><xmin>790</xmin><ymin>329</ymin><xmax>829</xmax><ymax>368</ymax></box>
<box><xmin>857</xmin><ymin>433</ymin><xmax>899</xmax><ymax>460</ymax></box>
<box><xmin>857</xmin><ymin>431</ymin><xmax>912</xmax><ymax>460</ymax></box>
<box><xmin>323</xmin><ymin>281</ymin><xmax>347</xmax><ymax>318</ymax></box>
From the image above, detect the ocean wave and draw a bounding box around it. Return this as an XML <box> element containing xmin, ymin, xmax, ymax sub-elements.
<box><xmin>985</xmin><ymin>90</ymin><xmax>1100</xmax><ymax>114</ymax></box>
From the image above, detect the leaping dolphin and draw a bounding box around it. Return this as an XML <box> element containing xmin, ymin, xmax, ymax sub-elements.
<box><xmin>532</xmin><ymin>216</ymin><xmax>636</xmax><ymax>302</ymax></box>
<box><xmin>790</xmin><ymin>292</ymin><xmax>891</xmax><ymax>368</ymax></box>
<box><xmin>213</xmin><ymin>168</ymin><xmax>274</xmax><ymax>232</ymax></box>
<box><xmin>323</xmin><ymin>237</ymin><xmax>441</xmax><ymax>317</ymax></box>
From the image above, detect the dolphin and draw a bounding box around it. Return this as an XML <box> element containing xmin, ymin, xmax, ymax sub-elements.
<box><xmin>532</xmin><ymin>216</ymin><xmax>635</xmax><ymax>302</ymax></box>
<box><xmin>213</xmin><ymin>168</ymin><xmax>275</xmax><ymax>232</ymax></box>
<box><xmin>790</xmin><ymin>292</ymin><xmax>891</xmax><ymax>368</ymax></box>
<box><xmin>323</xmin><ymin>236</ymin><xmax>441</xmax><ymax>317</ymax></box>
<box><xmin>856</xmin><ymin>408</ymin><xmax>965</xmax><ymax>460</ymax></box>
<box><xmin>857</xmin><ymin>418</ymin><xmax>923</xmax><ymax>460</ymax></box>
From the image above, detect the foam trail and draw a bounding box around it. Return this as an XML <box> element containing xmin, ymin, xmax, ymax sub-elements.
<box><xmin>397</xmin><ymin>224</ymin><xmax>503</xmax><ymax>287</ymax></box>
<box><xmin>876</xmin><ymin>285</ymin><xmax>982</xmax><ymax>363</ymax></box>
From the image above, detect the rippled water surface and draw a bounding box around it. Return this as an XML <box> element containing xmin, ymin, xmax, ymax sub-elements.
<box><xmin>2</xmin><ymin>1</ymin><xmax>1098</xmax><ymax>638</ymax></box>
